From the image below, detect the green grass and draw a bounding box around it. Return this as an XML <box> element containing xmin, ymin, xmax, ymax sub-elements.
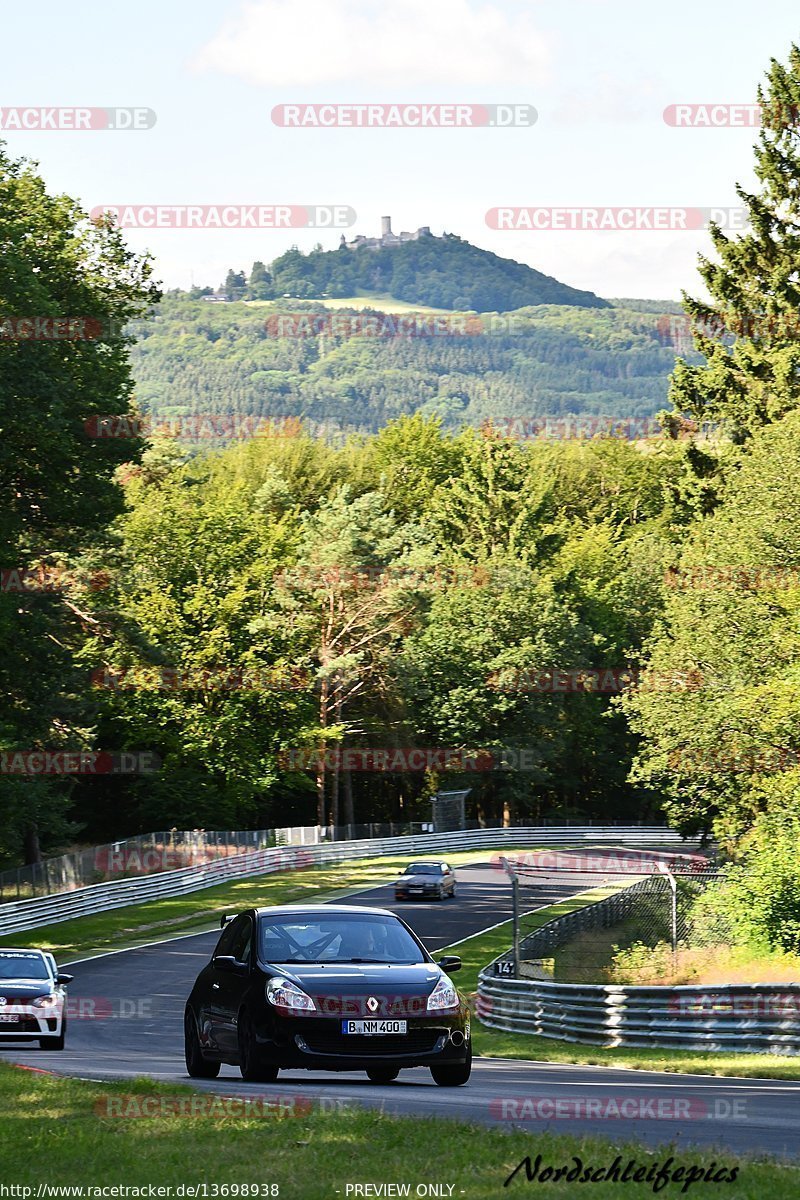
<box><xmin>0</xmin><ymin>847</ymin><xmax>525</xmax><ymax>963</ymax></box>
<box><xmin>245</xmin><ymin>293</ymin><xmax>453</xmax><ymax>314</ymax></box>
<box><xmin>445</xmin><ymin>911</ymin><xmax>800</xmax><ymax>1081</ymax></box>
<box><xmin>1</xmin><ymin>1061</ymin><xmax>796</xmax><ymax>1197</ymax></box>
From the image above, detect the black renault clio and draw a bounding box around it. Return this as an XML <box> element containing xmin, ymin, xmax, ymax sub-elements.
<box><xmin>184</xmin><ymin>905</ymin><xmax>471</xmax><ymax>1086</ymax></box>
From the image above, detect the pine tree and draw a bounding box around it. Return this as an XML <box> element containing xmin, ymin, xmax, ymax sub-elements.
<box><xmin>669</xmin><ymin>44</ymin><xmax>800</xmax><ymax>439</ymax></box>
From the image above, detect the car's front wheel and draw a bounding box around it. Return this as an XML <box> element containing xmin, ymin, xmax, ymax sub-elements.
<box><xmin>430</xmin><ymin>1044</ymin><xmax>472</xmax><ymax>1087</ymax></box>
<box><xmin>238</xmin><ymin>1010</ymin><xmax>279</xmax><ymax>1082</ymax></box>
<box><xmin>366</xmin><ymin>1065</ymin><xmax>399</xmax><ymax>1083</ymax></box>
<box><xmin>184</xmin><ymin>1009</ymin><xmax>220</xmax><ymax>1079</ymax></box>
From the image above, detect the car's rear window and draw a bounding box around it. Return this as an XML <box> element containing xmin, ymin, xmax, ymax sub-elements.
<box><xmin>0</xmin><ymin>952</ymin><xmax>50</xmax><ymax>980</ymax></box>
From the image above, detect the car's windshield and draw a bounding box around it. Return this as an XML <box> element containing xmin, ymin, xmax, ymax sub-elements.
<box><xmin>403</xmin><ymin>863</ymin><xmax>442</xmax><ymax>875</ymax></box>
<box><xmin>0</xmin><ymin>953</ymin><xmax>50</xmax><ymax>980</ymax></box>
<box><xmin>259</xmin><ymin>914</ymin><xmax>427</xmax><ymax>964</ymax></box>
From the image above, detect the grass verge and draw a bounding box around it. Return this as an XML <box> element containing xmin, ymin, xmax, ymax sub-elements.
<box><xmin>1</xmin><ymin>1061</ymin><xmax>795</xmax><ymax>1198</ymax></box>
<box><xmin>0</xmin><ymin>847</ymin><xmax>526</xmax><ymax>963</ymax></box>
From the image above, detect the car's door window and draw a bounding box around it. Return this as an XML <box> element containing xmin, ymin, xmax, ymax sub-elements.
<box><xmin>214</xmin><ymin>916</ymin><xmax>243</xmax><ymax>959</ymax></box>
<box><xmin>230</xmin><ymin>916</ymin><xmax>253</xmax><ymax>965</ymax></box>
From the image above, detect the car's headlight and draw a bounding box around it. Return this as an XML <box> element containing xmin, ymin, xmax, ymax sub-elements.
<box><xmin>32</xmin><ymin>995</ymin><xmax>60</xmax><ymax>1009</ymax></box>
<box><xmin>266</xmin><ymin>977</ymin><xmax>316</xmax><ymax>1013</ymax></box>
<box><xmin>427</xmin><ymin>974</ymin><xmax>459</xmax><ymax>1013</ymax></box>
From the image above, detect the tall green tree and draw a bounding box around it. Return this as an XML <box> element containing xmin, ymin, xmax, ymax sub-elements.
<box><xmin>0</xmin><ymin>144</ymin><xmax>158</xmax><ymax>863</ymax></box>
<box><xmin>621</xmin><ymin>412</ymin><xmax>800</xmax><ymax>842</ymax></box>
<box><xmin>669</xmin><ymin>45</ymin><xmax>800</xmax><ymax>439</ymax></box>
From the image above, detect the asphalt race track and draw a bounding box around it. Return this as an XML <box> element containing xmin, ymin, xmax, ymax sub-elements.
<box><xmin>4</xmin><ymin>853</ymin><xmax>800</xmax><ymax>1159</ymax></box>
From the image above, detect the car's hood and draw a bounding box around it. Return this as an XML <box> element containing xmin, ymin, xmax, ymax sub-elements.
<box><xmin>0</xmin><ymin>981</ymin><xmax>54</xmax><ymax>1000</ymax></box>
<box><xmin>260</xmin><ymin>962</ymin><xmax>450</xmax><ymax>1017</ymax></box>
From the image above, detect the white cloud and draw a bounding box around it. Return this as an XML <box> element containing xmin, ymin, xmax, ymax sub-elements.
<box><xmin>192</xmin><ymin>0</ymin><xmax>550</xmax><ymax>88</ymax></box>
<box><xmin>550</xmin><ymin>74</ymin><xmax>664</xmax><ymax>125</ymax></box>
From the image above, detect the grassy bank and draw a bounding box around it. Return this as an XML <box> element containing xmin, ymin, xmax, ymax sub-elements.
<box><xmin>0</xmin><ymin>846</ymin><xmax>531</xmax><ymax>963</ymax></box>
<box><xmin>0</xmin><ymin>1062</ymin><xmax>794</xmax><ymax>1198</ymax></box>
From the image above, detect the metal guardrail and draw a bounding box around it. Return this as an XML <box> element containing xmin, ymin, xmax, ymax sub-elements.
<box><xmin>0</xmin><ymin>817</ymin><xmax>652</xmax><ymax>900</ymax></box>
<box><xmin>0</xmin><ymin>826</ymin><xmax>689</xmax><ymax>938</ymax></box>
<box><xmin>476</xmin><ymin>976</ymin><xmax>800</xmax><ymax>1054</ymax></box>
<box><xmin>477</xmin><ymin>878</ymin><xmax>800</xmax><ymax>1054</ymax></box>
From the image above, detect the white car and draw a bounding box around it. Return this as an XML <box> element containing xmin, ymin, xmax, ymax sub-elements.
<box><xmin>0</xmin><ymin>948</ymin><xmax>73</xmax><ymax>1050</ymax></box>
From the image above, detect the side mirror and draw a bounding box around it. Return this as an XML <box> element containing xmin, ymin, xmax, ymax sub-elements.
<box><xmin>437</xmin><ymin>955</ymin><xmax>461</xmax><ymax>973</ymax></box>
<box><xmin>56</xmin><ymin>973</ymin><xmax>74</xmax><ymax>986</ymax></box>
<box><xmin>214</xmin><ymin>956</ymin><xmax>248</xmax><ymax>975</ymax></box>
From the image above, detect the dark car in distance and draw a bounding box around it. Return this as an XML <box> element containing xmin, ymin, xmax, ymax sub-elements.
<box><xmin>394</xmin><ymin>861</ymin><xmax>456</xmax><ymax>901</ymax></box>
<box><xmin>184</xmin><ymin>905</ymin><xmax>471</xmax><ymax>1086</ymax></box>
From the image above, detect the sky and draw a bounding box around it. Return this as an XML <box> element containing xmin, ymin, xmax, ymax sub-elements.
<box><xmin>2</xmin><ymin>0</ymin><xmax>799</xmax><ymax>301</ymax></box>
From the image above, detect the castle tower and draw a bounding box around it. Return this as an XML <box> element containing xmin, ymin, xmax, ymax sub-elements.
<box><xmin>381</xmin><ymin>215</ymin><xmax>393</xmax><ymax>238</ymax></box>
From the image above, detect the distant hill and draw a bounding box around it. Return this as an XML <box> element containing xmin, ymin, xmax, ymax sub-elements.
<box><xmin>261</xmin><ymin>233</ymin><xmax>610</xmax><ymax>312</ymax></box>
<box><xmin>128</xmin><ymin>295</ymin><xmax>695</xmax><ymax>438</ymax></box>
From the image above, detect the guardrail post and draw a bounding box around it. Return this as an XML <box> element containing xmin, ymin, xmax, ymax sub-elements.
<box><xmin>499</xmin><ymin>856</ymin><xmax>520</xmax><ymax>978</ymax></box>
<box><xmin>656</xmin><ymin>862</ymin><xmax>678</xmax><ymax>962</ymax></box>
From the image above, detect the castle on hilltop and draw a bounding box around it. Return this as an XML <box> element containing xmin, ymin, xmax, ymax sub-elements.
<box><xmin>340</xmin><ymin>216</ymin><xmax>433</xmax><ymax>251</ymax></box>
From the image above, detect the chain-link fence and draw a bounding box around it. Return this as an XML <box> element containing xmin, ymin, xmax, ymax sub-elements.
<box><xmin>495</xmin><ymin>847</ymin><xmax>720</xmax><ymax>982</ymax></box>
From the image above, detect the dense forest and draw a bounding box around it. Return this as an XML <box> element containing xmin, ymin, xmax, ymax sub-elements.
<box><xmin>128</xmin><ymin>297</ymin><xmax>689</xmax><ymax>436</ymax></box>
<box><xmin>4</xmin><ymin>40</ymin><xmax>800</xmax><ymax>964</ymax></box>
<box><xmin>212</xmin><ymin>233</ymin><xmax>609</xmax><ymax>311</ymax></box>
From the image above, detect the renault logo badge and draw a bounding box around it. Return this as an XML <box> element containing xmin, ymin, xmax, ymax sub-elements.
<box><xmin>366</xmin><ymin>996</ymin><xmax>379</xmax><ymax>1013</ymax></box>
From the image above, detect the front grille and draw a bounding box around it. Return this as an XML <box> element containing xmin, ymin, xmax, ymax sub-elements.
<box><xmin>0</xmin><ymin>1017</ymin><xmax>39</xmax><ymax>1033</ymax></box>
<box><xmin>299</xmin><ymin>1028</ymin><xmax>445</xmax><ymax>1056</ymax></box>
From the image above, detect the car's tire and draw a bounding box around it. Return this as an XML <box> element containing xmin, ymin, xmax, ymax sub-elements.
<box><xmin>184</xmin><ymin>1009</ymin><xmax>220</xmax><ymax>1079</ymax></box>
<box><xmin>430</xmin><ymin>1045</ymin><xmax>472</xmax><ymax>1087</ymax></box>
<box><xmin>449</xmin><ymin>884</ymin><xmax>457</xmax><ymax>898</ymax></box>
<box><xmin>39</xmin><ymin>1018</ymin><xmax>66</xmax><ymax>1051</ymax></box>
<box><xmin>436</xmin><ymin>886</ymin><xmax>445</xmax><ymax>901</ymax></box>
<box><xmin>238</xmin><ymin>1010</ymin><xmax>279</xmax><ymax>1083</ymax></box>
<box><xmin>366</xmin><ymin>1065</ymin><xmax>400</xmax><ymax>1084</ymax></box>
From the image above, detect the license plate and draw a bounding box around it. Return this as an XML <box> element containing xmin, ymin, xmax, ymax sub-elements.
<box><xmin>0</xmin><ymin>1014</ymin><xmax>19</xmax><ymax>1023</ymax></box>
<box><xmin>342</xmin><ymin>1019</ymin><xmax>407</xmax><ymax>1035</ymax></box>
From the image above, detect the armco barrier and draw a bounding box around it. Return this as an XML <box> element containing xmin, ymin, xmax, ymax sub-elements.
<box><xmin>476</xmin><ymin>975</ymin><xmax>800</xmax><ymax>1054</ymax></box>
<box><xmin>0</xmin><ymin>826</ymin><xmax>689</xmax><ymax>938</ymax></box>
